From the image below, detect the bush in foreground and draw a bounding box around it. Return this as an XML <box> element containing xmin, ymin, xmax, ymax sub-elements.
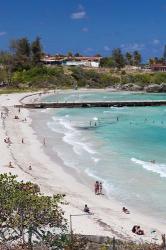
<box><xmin>0</xmin><ymin>173</ymin><xmax>67</xmax><ymax>249</ymax></box>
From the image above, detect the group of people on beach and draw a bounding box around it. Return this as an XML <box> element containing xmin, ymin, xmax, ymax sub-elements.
<box><xmin>132</xmin><ymin>225</ymin><xmax>144</xmax><ymax>235</ymax></box>
<box><xmin>4</xmin><ymin>136</ymin><xmax>11</xmax><ymax>145</ymax></box>
<box><xmin>94</xmin><ymin>181</ymin><xmax>103</xmax><ymax>195</ymax></box>
<box><xmin>83</xmin><ymin>181</ymin><xmax>103</xmax><ymax>214</ymax></box>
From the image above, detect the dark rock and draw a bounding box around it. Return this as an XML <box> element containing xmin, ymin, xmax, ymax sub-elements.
<box><xmin>144</xmin><ymin>84</ymin><xmax>162</xmax><ymax>92</ymax></box>
<box><xmin>160</xmin><ymin>83</ymin><xmax>166</xmax><ymax>92</ymax></box>
<box><xmin>130</xmin><ymin>84</ymin><xmax>144</xmax><ymax>91</ymax></box>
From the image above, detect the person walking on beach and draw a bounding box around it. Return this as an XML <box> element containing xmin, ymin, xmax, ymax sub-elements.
<box><xmin>95</xmin><ymin>181</ymin><xmax>99</xmax><ymax>195</ymax></box>
<box><xmin>21</xmin><ymin>138</ymin><xmax>24</xmax><ymax>144</ymax></box>
<box><xmin>43</xmin><ymin>137</ymin><xmax>46</xmax><ymax>146</ymax></box>
<box><xmin>99</xmin><ymin>182</ymin><xmax>103</xmax><ymax>195</ymax></box>
<box><xmin>29</xmin><ymin>165</ymin><xmax>32</xmax><ymax>170</ymax></box>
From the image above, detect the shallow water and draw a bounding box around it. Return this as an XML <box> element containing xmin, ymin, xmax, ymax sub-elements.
<box><xmin>43</xmin><ymin>91</ymin><xmax>166</xmax><ymax>102</ymax></box>
<box><xmin>38</xmin><ymin>91</ymin><xmax>166</xmax><ymax>223</ymax></box>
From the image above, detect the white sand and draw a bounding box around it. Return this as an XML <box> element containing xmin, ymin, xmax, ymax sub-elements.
<box><xmin>0</xmin><ymin>92</ymin><xmax>165</xmax><ymax>244</ymax></box>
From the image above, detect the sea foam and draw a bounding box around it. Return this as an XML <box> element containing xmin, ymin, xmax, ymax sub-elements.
<box><xmin>48</xmin><ymin>116</ymin><xmax>97</xmax><ymax>156</ymax></box>
<box><xmin>131</xmin><ymin>158</ymin><xmax>166</xmax><ymax>178</ymax></box>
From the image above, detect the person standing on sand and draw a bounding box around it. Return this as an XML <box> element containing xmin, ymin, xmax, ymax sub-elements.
<box><xmin>95</xmin><ymin>181</ymin><xmax>99</xmax><ymax>195</ymax></box>
<box><xmin>99</xmin><ymin>182</ymin><xmax>103</xmax><ymax>194</ymax></box>
<box><xmin>43</xmin><ymin>137</ymin><xmax>46</xmax><ymax>146</ymax></box>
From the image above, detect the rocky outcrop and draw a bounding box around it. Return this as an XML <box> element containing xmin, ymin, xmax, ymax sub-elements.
<box><xmin>120</xmin><ymin>83</ymin><xmax>143</xmax><ymax>91</ymax></box>
<box><xmin>115</xmin><ymin>83</ymin><xmax>166</xmax><ymax>92</ymax></box>
<box><xmin>160</xmin><ymin>83</ymin><xmax>166</xmax><ymax>92</ymax></box>
<box><xmin>130</xmin><ymin>84</ymin><xmax>144</xmax><ymax>91</ymax></box>
<box><xmin>145</xmin><ymin>84</ymin><xmax>162</xmax><ymax>92</ymax></box>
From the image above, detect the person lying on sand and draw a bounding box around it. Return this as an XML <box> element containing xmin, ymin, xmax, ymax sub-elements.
<box><xmin>122</xmin><ymin>207</ymin><xmax>130</xmax><ymax>214</ymax></box>
<box><xmin>4</xmin><ymin>137</ymin><xmax>12</xmax><ymax>145</ymax></box>
<box><xmin>132</xmin><ymin>225</ymin><xmax>144</xmax><ymax>235</ymax></box>
<box><xmin>8</xmin><ymin>161</ymin><xmax>14</xmax><ymax>168</ymax></box>
<box><xmin>29</xmin><ymin>165</ymin><xmax>32</xmax><ymax>170</ymax></box>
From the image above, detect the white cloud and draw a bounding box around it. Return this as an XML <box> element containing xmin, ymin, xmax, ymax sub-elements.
<box><xmin>71</xmin><ymin>5</ymin><xmax>87</xmax><ymax>20</ymax></box>
<box><xmin>104</xmin><ymin>45</ymin><xmax>111</xmax><ymax>51</ymax></box>
<box><xmin>153</xmin><ymin>39</ymin><xmax>160</xmax><ymax>45</ymax></box>
<box><xmin>82</xmin><ymin>27</ymin><xmax>88</xmax><ymax>32</ymax></box>
<box><xmin>84</xmin><ymin>47</ymin><xmax>93</xmax><ymax>53</ymax></box>
<box><xmin>120</xmin><ymin>43</ymin><xmax>145</xmax><ymax>51</ymax></box>
<box><xmin>0</xmin><ymin>31</ymin><xmax>7</xmax><ymax>36</ymax></box>
<box><xmin>71</xmin><ymin>11</ymin><xmax>86</xmax><ymax>20</ymax></box>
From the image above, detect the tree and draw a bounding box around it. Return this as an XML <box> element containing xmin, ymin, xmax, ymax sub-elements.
<box><xmin>0</xmin><ymin>173</ymin><xmax>67</xmax><ymax>249</ymax></box>
<box><xmin>0</xmin><ymin>51</ymin><xmax>13</xmax><ymax>84</ymax></box>
<box><xmin>31</xmin><ymin>37</ymin><xmax>43</xmax><ymax>65</ymax></box>
<box><xmin>125</xmin><ymin>52</ymin><xmax>133</xmax><ymax>65</ymax></box>
<box><xmin>149</xmin><ymin>57</ymin><xmax>159</xmax><ymax>65</ymax></box>
<box><xmin>100</xmin><ymin>57</ymin><xmax>115</xmax><ymax>68</ymax></box>
<box><xmin>67</xmin><ymin>51</ymin><xmax>73</xmax><ymax>57</ymax></box>
<box><xmin>163</xmin><ymin>45</ymin><xmax>166</xmax><ymax>61</ymax></box>
<box><xmin>133</xmin><ymin>51</ymin><xmax>142</xmax><ymax>66</ymax></box>
<box><xmin>74</xmin><ymin>52</ymin><xmax>81</xmax><ymax>57</ymax></box>
<box><xmin>94</xmin><ymin>54</ymin><xmax>102</xmax><ymax>57</ymax></box>
<box><xmin>149</xmin><ymin>58</ymin><xmax>154</xmax><ymax>65</ymax></box>
<box><xmin>112</xmin><ymin>48</ymin><xmax>125</xmax><ymax>69</ymax></box>
<box><xmin>10</xmin><ymin>37</ymin><xmax>31</xmax><ymax>70</ymax></box>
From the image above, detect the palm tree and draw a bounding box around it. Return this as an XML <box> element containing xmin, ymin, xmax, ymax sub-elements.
<box><xmin>125</xmin><ymin>52</ymin><xmax>133</xmax><ymax>65</ymax></box>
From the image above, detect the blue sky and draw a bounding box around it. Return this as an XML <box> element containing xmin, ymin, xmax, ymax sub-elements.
<box><xmin>0</xmin><ymin>0</ymin><xmax>166</xmax><ymax>60</ymax></box>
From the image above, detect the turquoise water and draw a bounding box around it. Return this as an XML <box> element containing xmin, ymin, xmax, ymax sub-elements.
<box><xmin>43</xmin><ymin>91</ymin><xmax>166</xmax><ymax>102</ymax></box>
<box><xmin>42</xmin><ymin>91</ymin><xmax>166</xmax><ymax>223</ymax></box>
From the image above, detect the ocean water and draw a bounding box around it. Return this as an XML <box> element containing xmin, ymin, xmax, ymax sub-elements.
<box><xmin>39</xmin><ymin>91</ymin><xmax>166</xmax><ymax>223</ymax></box>
<box><xmin>43</xmin><ymin>91</ymin><xmax>166</xmax><ymax>102</ymax></box>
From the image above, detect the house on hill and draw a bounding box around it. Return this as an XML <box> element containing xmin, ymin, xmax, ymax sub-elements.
<box><xmin>64</xmin><ymin>56</ymin><xmax>101</xmax><ymax>68</ymax></box>
<box><xmin>41</xmin><ymin>55</ymin><xmax>65</xmax><ymax>65</ymax></box>
<box><xmin>41</xmin><ymin>55</ymin><xmax>102</xmax><ymax>68</ymax></box>
<box><xmin>150</xmin><ymin>64</ymin><xmax>166</xmax><ymax>72</ymax></box>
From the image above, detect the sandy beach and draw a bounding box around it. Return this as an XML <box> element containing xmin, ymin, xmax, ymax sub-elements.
<box><xmin>0</xmin><ymin>91</ymin><xmax>165</xmax><ymax>244</ymax></box>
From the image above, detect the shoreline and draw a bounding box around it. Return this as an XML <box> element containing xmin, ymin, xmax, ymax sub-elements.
<box><xmin>0</xmin><ymin>91</ymin><xmax>165</xmax><ymax>244</ymax></box>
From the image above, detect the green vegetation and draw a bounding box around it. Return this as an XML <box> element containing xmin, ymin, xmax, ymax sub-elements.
<box><xmin>0</xmin><ymin>173</ymin><xmax>68</xmax><ymax>249</ymax></box>
<box><xmin>1</xmin><ymin>63</ymin><xmax>166</xmax><ymax>92</ymax></box>
<box><xmin>100</xmin><ymin>49</ymin><xmax>142</xmax><ymax>69</ymax></box>
<box><xmin>0</xmin><ymin>173</ymin><xmax>164</xmax><ymax>249</ymax></box>
<box><xmin>0</xmin><ymin>36</ymin><xmax>166</xmax><ymax>93</ymax></box>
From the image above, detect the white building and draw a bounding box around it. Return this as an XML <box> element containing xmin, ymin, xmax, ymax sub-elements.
<box><xmin>41</xmin><ymin>55</ymin><xmax>102</xmax><ymax>68</ymax></box>
<box><xmin>64</xmin><ymin>57</ymin><xmax>101</xmax><ymax>68</ymax></box>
